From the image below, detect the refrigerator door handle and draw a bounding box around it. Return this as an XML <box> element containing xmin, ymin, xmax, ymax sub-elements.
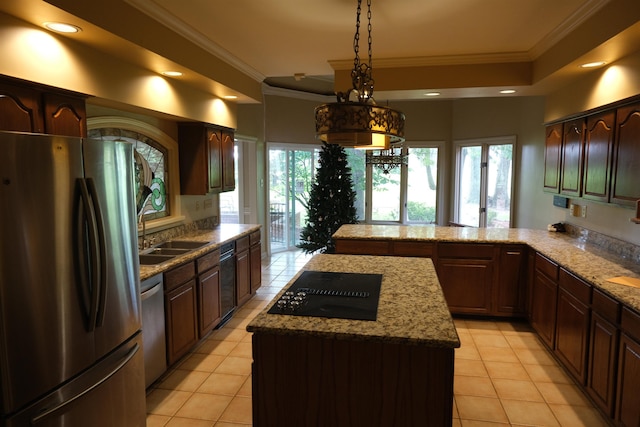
<box><xmin>85</xmin><ymin>178</ymin><xmax>108</xmax><ymax>327</ymax></box>
<box><xmin>77</xmin><ymin>178</ymin><xmax>100</xmax><ymax>331</ymax></box>
<box><xmin>29</xmin><ymin>342</ymin><xmax>141</xmax><ymax>425</ymax></box>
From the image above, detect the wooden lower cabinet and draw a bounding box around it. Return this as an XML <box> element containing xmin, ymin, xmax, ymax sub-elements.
<box><xmin>250</xmin><ymin>232</ymin><xmax>262</xmax><ymax>294</ymax></box>
<box><xmin>588</xmin><ymin>312</ymin><xmax>619</xmax><ymax>417</ymax></box>
<box><xmin>198</xmin><ymin>266</ymin><xmax>221</xmax><ymax>336</ymax></box>
<box><xmin>616</xmin><ymin>332</ymin><xmax>640</xmax><ymax>426</ymax></box>
<box><xmin>436</xmin><ymin>257</ymin><xmax>494</xmax><ymax>315</ymax></box>
<box><xmin>236</xmin><ymin>236</ymin><xmax>251</xmax><ymax>306</ymax></box>
<box><xmin>252</xmin><ymin>333</ymin><xmax>454</xmax><ymax>427</ymax></box>
<box><xmin>165</xmin><ymin>280</ymin><xmax>198</xmax><ymax>365</ymax></box>
<box><xmin>530</xmin><ymin>254</ymin><xmax>559</xmax><ymax>348</ymax></box>
<box><xmin>495</xmin><ymin>245</ymin><xmax>528</xmax><ymax>316</ymax></box>
<box><xmin>554</xmin><ymin>269</ymin><xmax>591</xmax><ymax>384</ymax></box>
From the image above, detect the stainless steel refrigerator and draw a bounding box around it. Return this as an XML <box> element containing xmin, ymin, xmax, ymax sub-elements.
<box><xmin>0</xmin><ymin>131</ymin><xmax>146</xmax><ymax>426</ymax></box>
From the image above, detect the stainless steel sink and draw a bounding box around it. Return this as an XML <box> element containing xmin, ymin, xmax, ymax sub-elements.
<box><xmin>144</xmin><ymin>247</ymin><xmax>190</xmax><ymax>256</ymax></box>
<box><xmin>155</xmin><ymin>240</ymin><xmax>208</xmax><ymax>250</ymax></box>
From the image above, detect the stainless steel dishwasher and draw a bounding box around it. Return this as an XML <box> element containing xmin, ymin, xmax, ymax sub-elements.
<box><xmin>140</xmin><ymin>273</ymin><xmax>166</xmax><ymax>388</ymax></box>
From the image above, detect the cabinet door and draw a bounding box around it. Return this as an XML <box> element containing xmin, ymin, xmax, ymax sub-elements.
<box><xmin>560</xmin><ymin>119</ymin><xmax>585</xmax><ymax>196</ymax></box>
<box><xmin>583</xmin><ymin>111</ymin><xmax>615</xmax><ymax>202</ymax></box>
<box><xmin>42</xmin><ymin>92</ymin><xmax>87</xmax><ymax>137</ymax></box>
<box><xmin>495</xmin><ymin>245</ymin><xmax>527</xmax><ymax>316</ymax></box>
<box><xmin>165</xmin><ymin>280</ymin><xmax>198</xmax><ymax>365</ymax></box>
<box><xmin>0</xmin><ymin>81</ymin><xmax>43</xmax><ymax>132</ymax></box>
<box><xmin>611</xmin><ymin>103</ymin><xmax>640</xmax><ymax>206</ymax></box>
<box><xmin>587</xmin><ymin>313</ymin><xmax>618</xmax><ymax>417</ymax></box>
<box><xmin>554</xmin><ymin>287</ymin><xmax>590</xmax><ymax>384</ymax></box>
<box><xmin>236</xmin><ymin>249</ymin><xmax>251</xmax><ymax>306</ymax></box>
<box><xmin>207</xmin><ymin>128</ymin><xmax>223</xmax><ymax>192</ymax></box>
<box><xmin>221</xmin><ymin>129</ymin><xmax>235</xmax><ymax>192</ymax></box>
<box><xmin>436</xmin><ymin>259</ymin><xmax>494</xmax><ymax>315</ymax></box>
<box><xmin>530</xmin><ymin>270</ymin><xmax>558</xmax><ymax>348</ymax></box>
<box><xmin>198</xmin><ymin>266</ymin><xmax>221</xmax><ymax>336</ymax></box>
<box><xmin>616</xmin><ymin>333</ymin><xmax>640</xmax><ymax>426</ymax></box>
<box><xmin>250</xmin><ymin>242</ymin><xmax>262</xmax><ymax>294</ymax></box>
<box><xmin>543</xmin><ymin>123</ymin><xmax>563</xmax><ymax>193</ymax></box>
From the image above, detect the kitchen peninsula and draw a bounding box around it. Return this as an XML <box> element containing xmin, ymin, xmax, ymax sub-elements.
<box><xmin>247</xmin><ymin>254</ymin><xmax>460</xmax><ymax>427</ymax></box>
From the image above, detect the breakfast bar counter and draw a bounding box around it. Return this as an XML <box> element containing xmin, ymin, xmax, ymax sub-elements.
<box><xmin>247</xmin><ymin>254</ymin><xmax>459</xmax><ymax>427</ymax></box>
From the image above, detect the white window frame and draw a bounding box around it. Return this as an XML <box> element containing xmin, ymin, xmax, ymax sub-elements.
<box><xmin>453</xmin><ymin>135</ymin><xmax>516</xmax><ymax>227</ymax></box>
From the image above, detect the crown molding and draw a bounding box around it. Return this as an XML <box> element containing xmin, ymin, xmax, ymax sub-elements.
<box><xmin>329</xmin><ymin>52</ymin><xmax>533</xmax><ymax>70</ymax></box>
<box><xmin>125</xmin><ymin>0</ymin><xmax>265</xmax><ymax>83</ymax></box>
<box><xmin>261</xmin><ymin>83</ymin><xmax>334</xmax><ymax>102</ymax></box>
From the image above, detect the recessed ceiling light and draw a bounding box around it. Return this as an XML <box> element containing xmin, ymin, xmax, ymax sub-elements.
<box><xmin>500</xmin><ymin>89</ymin><xmax>516</xmax><ymax>94</ymax></box>
<box><xmin>580</xmin><ymin>61</ymin><xmax>606</xmax><ymax>68</ymax></box>
<box><xmin>424</xmin><ymin>92</ymin><xmax>441</xmax><ymax>97</ymax></box>
<box><xmin>43</xmin><ymin>22</ymin><xmax>81</xmax><ymax>33</ymax></box>
<box><xmin>161</xmin><ymin>71</ymin><xmax>183</xmax><ymax>77</ymax></box>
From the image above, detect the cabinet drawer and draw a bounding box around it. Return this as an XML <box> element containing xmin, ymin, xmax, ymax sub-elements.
<box><xmin>621</xmin><ymin>307</ymin><xmax>640</xmax><ymax>342</ymax></box>
<box><xmin>197</xmin><ymin>249</ymin><xmax>220</xmax><ymax>273</ymax></box>
<box><xmin>392</xmin><ymin>241</ymin><xmax>434</xmax><ymax>257</ymax></box>
<box><xmin>250</xmin><ymin>230</ymin><xmax>261</xmax><ymax>246</ymax></box>
<box><xmin>335</xmin><ymin>239</ymin><xmax>390</xmax><ymax>255</ymax></box>
<box><xmin>592</xmin><ymin>289</ymin><xmax>620</xmax><ymax>324</ymax></box>
<box><xmin>559</xmin><ymin>268</ymin><xmax>591</xmax><ymax>304</ymax></box>
<box><xmin>535</xmin><ymin>253</ymin><xmax>559</xmax><ymax>280</ymax></box>
<box><xmin>164</xmin><ymin>262</ymin><xmax>196</xmax><ymax>291</ymax></box>
<box><xmin>437</xmin><ymin>243</ymin><xmax>494</xmax><ymax>259</ymax></box>
<box><xmin>236</xmin><ymin>236</ymin><xmax>250</xmax><ymax>253</ymax></box>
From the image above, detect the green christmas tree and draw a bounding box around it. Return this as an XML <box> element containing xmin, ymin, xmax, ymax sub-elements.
<box><xmin>297</xmin><ymin>142</ymin><xmax>358</xmax><ymax>254</ymax></box>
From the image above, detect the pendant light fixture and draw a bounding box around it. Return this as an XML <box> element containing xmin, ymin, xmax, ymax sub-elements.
<box><xmin>315</xmin><ymin>0</ymin><xmax>405</xmax><ymax>149</ymax></box>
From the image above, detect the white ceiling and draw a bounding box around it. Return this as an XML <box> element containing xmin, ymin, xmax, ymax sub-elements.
<box><xmin>2</xmin><ymin>0</ymin><xmax>640</xmax><ymax>102</ymax></box>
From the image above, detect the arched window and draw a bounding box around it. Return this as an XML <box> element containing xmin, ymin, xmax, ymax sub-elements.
<box><xmin>88</xmin><ymin>117</ymin><xmax>183</xmax><ymax>227</ymax></box>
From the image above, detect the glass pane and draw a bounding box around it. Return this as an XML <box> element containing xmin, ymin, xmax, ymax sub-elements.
<box><xmin>458</xmin><ymin>146</ymin><xmax>481</xmax><ymax>226</ymax></box>
<box><xmin>220</xmin><ymin>144</ymin><xmax>239</xmax><ymax>223</ymax></box>
<box><xmin>268</xmin><ymin>148</ymin><xmax>287</xmax><ymax>251</ymax></box>
<box><xmin>345</xmin><ymin>148</ymin><xmax>366</xmax><ymax>220</ymax></box>
<box><xmin>407</xmin><ymin>147</ymin><xmax>438</xmax><ymax>223</ymax></box>
<box><xmin>371</xmin><ymin>160</ymin><xmax>401</xmax><ymax>222</ymax></box>
<box><xmin>487</xmin><ymin>144</ymin><xmax>512</xmax><ymax>228</ymax></box>
<box><xmin>289</xmin><ymin>150</ymin><xmax>316</xmax><ymax>247</ymax></box>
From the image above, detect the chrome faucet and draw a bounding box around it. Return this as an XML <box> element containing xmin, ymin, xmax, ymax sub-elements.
<box><xmin>138</xmin><ymin>205</ymin><xmax>154</xmax><ymax>250</ymax></box>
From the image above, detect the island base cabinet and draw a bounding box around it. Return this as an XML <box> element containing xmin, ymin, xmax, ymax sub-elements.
<box><xmin>251</xmin><ymin>333</ymin><xmax>454</xmax><ymax>427</ymax></box>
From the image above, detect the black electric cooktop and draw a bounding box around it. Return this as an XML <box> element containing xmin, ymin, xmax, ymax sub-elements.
<box><xmin>267</xmin><ymin>271</ymin><xmax>382</xmax><ymax>321</ymax></box>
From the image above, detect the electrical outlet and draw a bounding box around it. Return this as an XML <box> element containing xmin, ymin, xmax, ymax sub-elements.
<box><xmin>581</xmin><ymin>205</ymin><xmax>587</xmax><ymax>218</ymax></box>
<box><xmin>195</xmin><ymin>200</ymin><xmax>201</xmax><ymax>211</ymax></box>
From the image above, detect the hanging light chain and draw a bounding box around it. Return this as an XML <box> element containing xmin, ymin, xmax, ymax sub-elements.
<box><xmin>367</xmin><ymin>0</ymin><xmax>372</xmax><ymax>70</ymax></box>
<box><xmin>353</xmin><ymin>0</ymin><xmax>362</xmax><ymax>71</ymax></box>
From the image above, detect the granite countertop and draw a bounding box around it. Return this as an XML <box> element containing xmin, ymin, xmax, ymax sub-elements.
<box><xmin>139</xmin><ymin>223</ymin><xmax>260</xmax><ymax>281</ymax></box>
<box><xmin>333</xmin><ymin>224</ymin><xmax>640</xmax><ymax>314</ymax></box>
<box><xmin>247</xmin><ymin>254</ymin><xmax>461</xmax><ymax>348</ymax></box>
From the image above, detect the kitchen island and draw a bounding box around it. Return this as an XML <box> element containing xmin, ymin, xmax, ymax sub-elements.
<box><xmin>247</xmin><ymin>254</ymin><xmax>460</xmax><ymax>427</ymax></box>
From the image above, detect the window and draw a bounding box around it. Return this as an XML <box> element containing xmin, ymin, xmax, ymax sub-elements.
<box><xmin>346</xmin><ymin>143</ymin><xmax>441</xmax><ymax>224</ymax></box>
<box><xmin>87</xmin><ymin>117</ymin><xmax>183</xmax><ymax>228</ymax></box>
<box><xmin>454</xmin><ymin>136</ymin><xmax>515</xmax><ymax>227</ymax></box>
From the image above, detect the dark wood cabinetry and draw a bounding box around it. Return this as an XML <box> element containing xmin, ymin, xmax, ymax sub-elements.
<box><xmin>236</xmin><ymin>235</ymin><xmax>251</xmax><ymax>306</ymax></box>
<box><xmin>611</xmin><ymin>103</ymin><xmax>640</xmax><ymax>207</ymax></box>
<box><xmin>587</xmin><ymin>289</ymin><xmax>620</xmax><ymax>418</ymax></box>
<box><xmin>335</xmin><ymin>239</ymin><xmax>435</xmax><ymax>257</ymax></box>
<box><xmin>196</xmin><ymin>250</ymin><xmax>221</xmax><ymax>336</ymax></box>
<box><xmin>583</xmin><ymin>111</ymin><xmax>615</xmax><ymax>202</ymax></box>
<box><xmin>436</xmin><ymin>244</ymin><xmax>496</xmax><ymax>316</ymax></box>
<box><xmin>495</xmin><ymin>245</ymin><xmax>528</xmax><ymax>316</ymax></box>
<box><xmin>0</xmin><ymin>78</ymin><xmax>86</xmax><ymax>137</ymax></box>
<box><xmin>616</xmin><ymin>308</ymin><xmax>640</xmax><ymax>427</ymax></box>
<box><xmin>530</xmin><ymin>253</ymin><xmax>559</xmax><ymax>348</ymax></box>
<box><xmin>249</xmin><ymin>230</ymin><xmax>262</xmax><ymax>294</ymax></box>
<box><xmin>560</xmin><ymin>119</ymin><xmax>585</xmax><ymax>197</ymax></box>
<box><xmin>543</xmin><ymin>123</ymin><xmax>563</xmax><ymax>193</ymax></box>
<box><xmin>178</xmin><ymin>123</ymin><xmax>235</xmax><ymax>195</ymax></box>
<box><xmin>554</xmin><ymin>268</ymin><xmax>591</xmax><ymax>384</ymax></box>
<box><xmin>164</xmin><ymin>262</ymin><xmax>198</xmax><ymax>365</ymax></box>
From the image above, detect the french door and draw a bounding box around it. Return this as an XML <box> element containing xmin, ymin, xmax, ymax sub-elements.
<box><xmin>454</xmin><ymin>136</ymin><xmax>515</xmax><ymax>228</ymax></box>
<box><xmin>267</xmin><ymin>144</ymin><xmax>319</xmax><ymax>252</ymax></box>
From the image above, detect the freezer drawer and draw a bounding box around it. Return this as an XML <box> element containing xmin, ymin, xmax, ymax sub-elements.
<box><xmin>3</xmin><ymin>333</ymin><xmax>146</xmax><ymax>427</ymax></box>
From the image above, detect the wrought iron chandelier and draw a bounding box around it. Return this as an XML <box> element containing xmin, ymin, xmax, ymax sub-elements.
<box><xmin>315</xmin><ymin>0</ymin><xmax>405</xmax><ymax>149</ymax></box>
<box><xmin>366</xmin><ymin>145</ymin><xmax>408</xmax><ymax>174</ymax></box>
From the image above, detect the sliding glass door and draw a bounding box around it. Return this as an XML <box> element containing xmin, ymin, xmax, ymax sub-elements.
<box><xmin>268</xmin><ymin>145</ymin><xmax>319</xmax><ymax>252</ymax></box>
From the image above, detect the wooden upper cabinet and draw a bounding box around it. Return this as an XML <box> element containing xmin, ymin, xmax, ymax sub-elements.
<box><xmin>611</xmin><ymin>103</ymin><xmax>640</xmax><ymax>207</ymax></box>
<box><xmin>42</xmin><ymin>92</ymin><xmax>87</xmax><ymax>137</ymax></box>
<box><xmin>0</xmin><ymin>81</ymin><xmax>43</xmax><ymax>133</ymax></box>
<box><xmin>560</xmin><ymin>119</ymin><xmax>585</xmax><ymax>197</ymax></box>
<box><xmin>543</xmin><ymin>123</ymin><xmax>563</xmax><ymax>193</ymax></box>
<box><xmin>178</xmin><ymin>123</ymin><xmax>235</xmax><ymax>195</ymax></box>
<box><xmin>583</xmin><ymin>111</ymin><xmax>615</xmax><ymax>202</ymax></box>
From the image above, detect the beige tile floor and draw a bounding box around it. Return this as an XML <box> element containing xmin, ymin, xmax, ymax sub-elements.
<box><xmin>146</xmin><ymin>250</ymin><xmax>610</xmax><ymax>427</ymax></box>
